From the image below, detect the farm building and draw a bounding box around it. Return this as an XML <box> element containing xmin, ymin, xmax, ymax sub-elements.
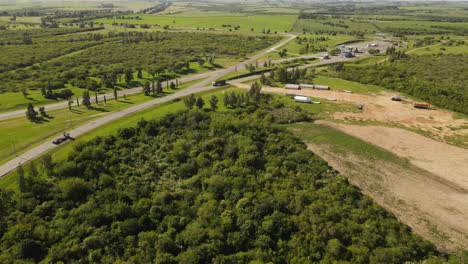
<box><xmin>294</xmin><ymin>96</ymin><xmax>312</xmax><ymax>103</ymax></box>
<box><xmin>285</xmin><ymin>84</ymin><xmax>300</xmax><ymax>90</ymax></box>
<box><xmin>314</xmin><ymin>85</ymin><xmax>330</xmax><ymax>90</ymax></box>
<box><xmin>299</xmin><ymin>84</ymin><xmax>315</xmax><ymax>89</ymax></box>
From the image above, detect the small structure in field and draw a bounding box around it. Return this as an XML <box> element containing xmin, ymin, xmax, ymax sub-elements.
<box><xmin>298</xmin><ymin>84</ymin><xmax>330</xmax><ymax>90</ymax></box>
<box><xmin>313</xmin><ymin>85</ymin><xmax>330</xmax><ymax>90</ymax></box>
<box><xmin>357</xmin><ymin>104</ymin><xmax>364</xmax><ymax>110</ymax></box>
<box><xmin>285</xmin><ymin>84</ymin><xmax>300</xmax><ymax>90</ymax></box>
<box><xmin>294</xmin><ymin>96</ymin><xmax>312</xmax><ymax>103</ymax></box>
<box><xmin>391</xmin><ymin>96</ymin><xmax>403</xmax><ymax>101</ymax></box>
<box><xmin>414</xmin><ymin>103</ymin><xmax>431</xmax><ymax>109</ymax></box>
<box><xmin>299</xmin><ymin>83</ymin><xmax>315</xmax><ymax>89</ymax></box>
<box><xmin>344</xmin><ymin>90</ymin><xmax>353</xmax><ymax>93</ymax></box>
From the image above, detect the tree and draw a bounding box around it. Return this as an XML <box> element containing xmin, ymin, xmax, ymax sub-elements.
<box><xmin>334</xmin><ymin>62</ymin><xmax>344</xmax><ymax>72</ymax></box>
<box><xmin>195</xmin><ymin>96</ymin><xmax>205</xmax><ymax>109</ymax></box>
<box><xmin>113</xmin><ymin>87</ymin><xmax>118</xmax><ymax>101</ymax></box>
<box><xmin>41</xmin><ymin>86</ymin><xmax>47</xmax><ymax>98</ymax></box>
<box><xmin>197</xmin><ymin>57</ymin><xmax>205</xmax><ymax>67</ymax></box>
<box><xmin>21</xmin><ymin>88</ymin><xmax>28</xmax><ymax>98</ymax></box>
<box><xmin>41</xmin><ymin>154</ymin><xmax>54</xmax><ymax>175</ymax></box>
<box><xmin>17</xmin><ymin>164</ymin><xmax>26</xmax><ymax>192</ymax></box>
<box><xmin>223</xmin><ymin>93</ymin><xmax>230</xmax><ymax>107</ymax></box>
<box><xmin>95</xmin><ymin>92</ymin><xmax>99</xmax><ymax>104</ymax></box>
<box><xmin>170</xmin><ymin>82</ymin><xmax>176</xmax><ymax>90</ymax></box>
<box><xmin>82</xmin><ymin>90</ymin><xmax>91</xmax><ymax>108</ymax></box>
<box><xmin>137</xmin><ymin>68</ymin><xmax>143</xmax><ymax>79</ymax></box>
<box><xmin>125</xmin><ymin>68</ymin><xmax>134</xmax><ymax>84</ymax></box>
<box><xmin>183</xmin><ymin>94</ymin><xmax>196</xmax><ymax>109</ymax></box>
<box><xmin>38</xmin><ymin>107</ymin><xmax>47</xmax><ymax>118</ymax></box>
<box><xmin>249</xmin><ymin>82</ymin><xmax>262</xmax><ymax>102</ymax></box>
<box><xmin>22</xmin><ymin>32</ymin><xmax>33</xmax><ymax>45</ymax></box>
<box><xmin>209</xmin><ymin>96</ymin><xmax>218</xmax><ymax>111</ymax></box>
<box><xmin>143</xmin><ymin>81</ymin><xmax>151</xmax><ymax>96</ymax></box>
<box><xmin>29</xmin><ymin>161</ymin><xmax>38</xmax><ymax>178</ymax></box>
<box><xmin>156</xmin><ymin>81</ymin><xmax>163</xmax><ymax>94</ymax></box>
<box><xmin>68</xmin><ymin>100</ymin><xmax>72</xmax><ymax>110</ymax></box>
<box><xmin>26</xmin><ymin>103</ymin><xmax>37</xmax><ymax>121</ymax></box>
<box><xmin>260</xmin><ymin>73</ymin><xmax>267</xmax><ymax>85</ymax></box>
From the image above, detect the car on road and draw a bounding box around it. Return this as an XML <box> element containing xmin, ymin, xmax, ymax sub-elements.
<box><xmin>52</xmin><ymin>132</ymin><xmax>72</xmax><ymax>145</ymax></box>
<box><xmin>212</xmin><ymin>80</ymin><xmax>227</xmax><ymax>86</ymax></box>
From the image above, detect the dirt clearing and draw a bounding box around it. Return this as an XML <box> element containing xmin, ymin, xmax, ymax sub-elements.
<box><xmin>233</xmin><ymin>82</ymin><xmax>468</xmax><ymax>145</ymax></box>
<box><xmin>319</xmin><ymin>121</ymin><xmax>468</xmax><ymax>189</ymax></box>
<box><xmin>301</xmin><ymin>124</ymin><xmax>468</xmax><ymax>252</ymax></box>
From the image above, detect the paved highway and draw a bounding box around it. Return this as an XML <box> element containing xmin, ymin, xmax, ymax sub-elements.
<box><xmin>0</xmin><ymin>34</ymin><xmax>297</xmax><ymax>178</ymax></box>
<box><xmin>0</xmin><ymin>35</ymin><xmax>297</xmax><ymax>122</ymax></box>
<box><xmin>0</xmin><ymin>37</ymin><xmax>385</xmax><ymax>178</ymax></box>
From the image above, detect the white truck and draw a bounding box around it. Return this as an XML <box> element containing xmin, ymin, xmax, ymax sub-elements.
<box><xmin>294</xmin><ymin>96</ymin><xmax>312</xmax><ymax>103</ymax></box>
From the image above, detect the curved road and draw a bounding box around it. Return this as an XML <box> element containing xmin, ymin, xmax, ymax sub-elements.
<box><xmin>0</xmin><ymin>34</ymin><xmax>296</xmax><ymax>178</ymax></box>
<box><xmin>0</xmin><ymin>34</ymin><xmax>296</xmax><ymax>122</ymax></box>
<box><xmin>0</xmin><ymin>38</ymin><xmax>385</xmax><ymax>178</ymax></box>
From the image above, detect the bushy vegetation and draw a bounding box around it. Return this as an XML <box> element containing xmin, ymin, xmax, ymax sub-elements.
<box><xmin>0</xmin><ymin>100</ymin><xmax>446</xmax><ymax>263</ymax></box>
<box><xmin>337</xmin><ymin>54</ymin><xmax>468</xmax><ymax>114</ymax></box>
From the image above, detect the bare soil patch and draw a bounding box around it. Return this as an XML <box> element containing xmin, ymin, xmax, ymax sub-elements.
<box><xmin>306</xmin><ymin>140</ymin><xmax>468</xmax><ymax>252</ymax></box>
<box><xmin>319</xmin><ymin>121</ymin><xmax>468</xmax><ymax>189</ymax></box>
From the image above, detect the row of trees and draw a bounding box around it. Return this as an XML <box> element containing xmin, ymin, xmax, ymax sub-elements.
<box><xmin>0</xmin><ymin>30</ymin><xmax>279</xmax><ymax>93</ymax></box>
<box><xmin>338</xmin><ymin>54</ymin><xmax>468</xmax><ymax>114</ymax></box>
<box><xmin>260</xmin><ymin>67</ymin><xmax>314</xmax><ymax>85</ymax></box>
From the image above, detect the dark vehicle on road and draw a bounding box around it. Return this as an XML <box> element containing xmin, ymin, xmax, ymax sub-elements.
<box><xmin>52</xmin><ymin>132</ymin><xmax>72</xmax><ymax>145</ymax></box>
<box><xmin>212</xmin><ymin>80</ymin><xmax>227</xmax><ymax>86</ymax></box>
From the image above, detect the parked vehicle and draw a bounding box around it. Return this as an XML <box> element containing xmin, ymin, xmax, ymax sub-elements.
<box><xmin>414</xmin><ymin>103</ymin><xmax>431</xmax><ymax>109</ymax></box>
<box><xmin>294</xmin><ymin>96</ymin><xmax>312</xmax><ymax>103</ymax></box>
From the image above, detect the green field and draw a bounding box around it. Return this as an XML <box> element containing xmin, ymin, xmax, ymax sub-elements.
<box><xmin>0</xmin><ymin>79</ymin><xmax>202</xmax><ymax>167</ymax></box>
<box><xmin>0</xmin><ymin>86</ymin><xmax>234</xmax><ymax>190</ymax></box>
<box><xmin>292</xmin><ymin>18</ymin><xmax>377</xmax><ymax>34</ymax></box>
<box><xmin>94</xmin><ymin>14</ymin><xmax>297</xmax><ymax>33</ymax></box>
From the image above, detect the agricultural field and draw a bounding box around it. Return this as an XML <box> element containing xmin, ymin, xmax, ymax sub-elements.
<box><xmin>94</xmin><ymin>14</ymin><xmax>297</xmax><ymax>33</ymax></box>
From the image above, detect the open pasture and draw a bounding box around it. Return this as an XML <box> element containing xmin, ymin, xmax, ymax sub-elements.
<box><xmin>94</xmin><ymin>14</ymin><xmax>297</xmax><ymax>33</ymax></box>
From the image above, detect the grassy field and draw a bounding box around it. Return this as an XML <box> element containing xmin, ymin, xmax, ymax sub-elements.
<box><xmin>285</xmin><ymin>122</ymin><xmax>408</xmax><ymax>165</ymax></box>
<box><xmin>313</xmin><ymin>75</ymin><xmax>385</xmax><ymax>94</ymax></box>
<box><xmin>0</xmin><ymin>86</ymin><xmax>236</xmax><ymax>190</ymax></box>
<box><xmin>292</xmin><ymin>18</ymin><xmax>377</xmax><ymax>34</ymax></box>
<box><xmin>0</xmin><ymin>55</ymin><xmax>240</xmax><ymax>113</ymax></box>
<box><xmin>94</xmin><ymin>14</ymin><xmax>297</xmax><ymax>33</ymax></box>
<box><xmin>0</xmin><ymin>79</ymin><xmax>204</xmax><ymax>167</ymax></box>
<box><xmin>409</xmin><ymin>43</ymin><xmax>468</xmax><ymax>55</ymax></box>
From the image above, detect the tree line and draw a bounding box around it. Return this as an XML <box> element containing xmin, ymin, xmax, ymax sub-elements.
<box><xmin>338</xmin><ymin>54</ymin><xmax>468</xmax><ymax>114</ymax></box>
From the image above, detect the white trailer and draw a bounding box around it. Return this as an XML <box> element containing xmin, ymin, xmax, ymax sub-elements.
<box><xmin>285</xmin><ymin>84</ymin><xmax>300</xmax><ymax>90</ymax></box>
<box><xmin>294</xmin><ymin>96</ymin><xmax>312</xmax><ymax>103</ymax></box>
<box><xmin>314</xmin><ymin>85</ymin><xmax>330</xmax><ymax>90</ymax></box>
<box><xmin>299</xmin><ymin>83</ymin><xmax>315</xmax><ymax>89</ymax></box>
